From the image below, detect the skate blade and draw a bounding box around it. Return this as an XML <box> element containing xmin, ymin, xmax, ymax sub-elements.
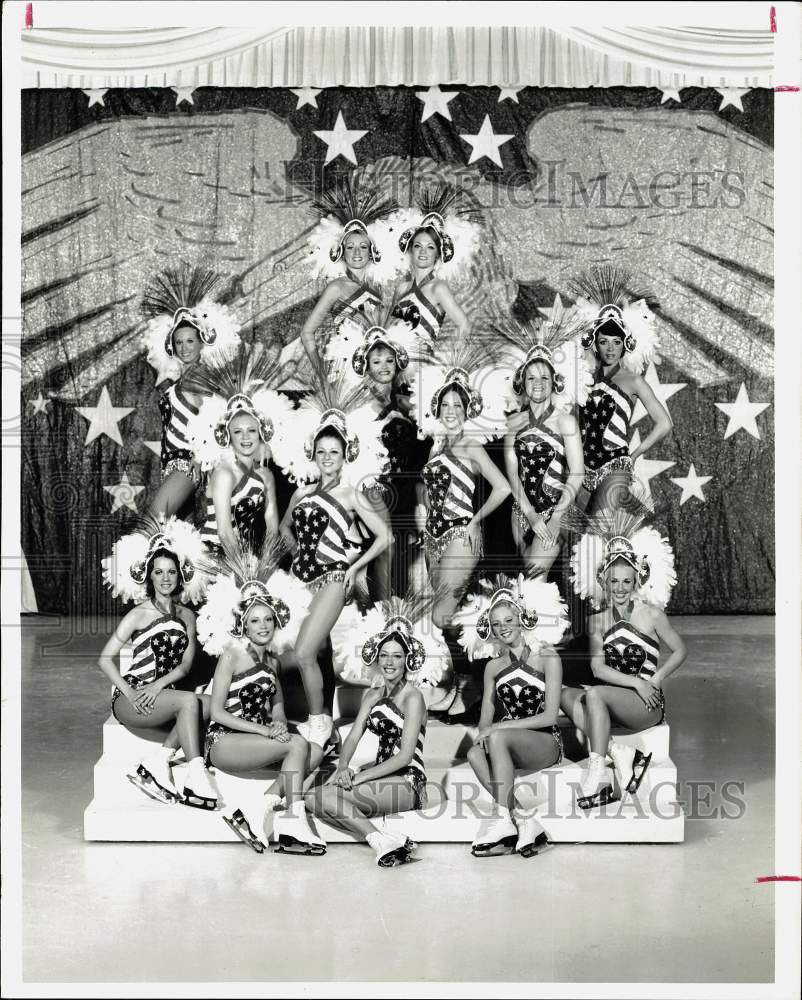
<box><xmin>518</xmin><ymin>836</ymin><xmax>552</xmax><ymax>859</ymax></box>
<box><xmin>378</xmin><ymin>848</ymin><xmax>419</xmax><ymax>868</ymax></box>
<box><xmin>471</xmin><ymin>835</ymin><xmax>517</xmax><ymax>858</ymax></box>
<box><xmin>577</xmin><ymin>786</ymin><xmax>620</xmax><ymax>811</ymax></box>
<box><xmin>273</xmin><ymin>835</ymin><xmax>326</xmax><ymax>856</ymax></box>
<box><xmin>626</xmin><ymin>750</ymin><xmax>653</xmax><ymax>794</ymax></box>
<box><xmin>127</xmin><ymin>770</ymin><xmax>180</xmax><ymax>805</ymax></box>
<box><xmin>181</xmin><ymin>790</ymin><xmax>219</xmax><ymax>811</ymax></box>
<box><xmin>222</xmin><ymin>814</ymin><xmax>266</xmax><ymax>854</ymax></box>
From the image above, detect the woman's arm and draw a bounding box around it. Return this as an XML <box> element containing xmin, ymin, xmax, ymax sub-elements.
<box><xmin>504</xmin><ymin>429</ymin><xmax>535</xmax><ymax>522</ymax></box>
<box><xmin>209</xmin><ymin>464</ymin><xmax>238</xmax><ymax>562</ymax></box>
<box><xmin>264</xmin><ymin>665</ymin><xmax>290</xmax><ymax>738</ymax></box>
<box><xmin>330</xmin><ymin>690</ymin><xmax>377</xmax><ymax>778</ymax></box>
<box><xmin>464</xmin><ymin>441</ymin><xmax>512</xmax><ymax>530</ymax></box>
<box><xmin>628</xmin><ymin>376</ymin><xmax>673</xmax><ymax>461</ymax></box>
<box><xmin>352</xmin><ymin>688</ymin><xmax>426</xmax><ymax>784</ymax></box>
<box><xmin>260</xmin><ymin>466</ymin><xmax>279</xmax><ymax>535</ymax></box>
<box><xmin>299</xmin><ymin>282</ymin><xmax>343</xmax><ymax>362</ymax></box>
<box><xmin>553</xmin><ymin>412</ymin><xmax>585</xmax><ymax>515</ymax></box>
<box><xmin>647</xmin><ymin>609</ymin><xmax>687</xmax><ymax>687</ymax></box>
<box><xmin>432</xmin><ymin>279</ymin><xmax>470</xmax><ymax>338</ymax></box>
<box><xmin>278</xmin><ymin>486</ymin><xmax>303</xmax><ymax>553</ymax></box>
<box><xmin>474</xmin><ymin>658</ymin><xmax>500</xmax><ymax>740</ymax></box>
<box><xmin>97</xmin><ymin>607</ymin><xmax>147</xmax><ymax>700</ymax></box>
<box><xmin>494</xmin><ymin>646</ymin><xmax>563</xmax><ymax>731</ymax></box>
<box><xmin>209</xmin><ymin>649</ymin><xmax>271</xmax><ymax>736</ymax></box>
<box><xmin>342</xmin><ymin>489</ymin><xmax>394</xmax><ymax>591</ymax></box>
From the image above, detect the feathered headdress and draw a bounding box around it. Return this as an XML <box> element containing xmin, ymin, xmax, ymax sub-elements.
<box><xmin>569</xmin><ymin>488</ymin><xmax>676</xmax><ymax>610</ymax></box>
<box><xmin>409</xmin><ymin>338</ymin><xmax>509</xmax><ymax>443</ymax></box>
<box><xmin>270</xmin><ymin>357</ymin><xmax>390</xmax><ymax>487</ymax></box>
<box><xmin>196</xmin><ymin>535</ymin><xmax>311</xmax><ymax>655</ymax></box>
<box><xmin>101</xmin><ymin>513</ymin><xmax>213</xmax><ymax>605</ymax></box>
<box><xmin>570</xmin><ymin>265</ymin><xmax>659</xmax><ymax>375</ymax></box>
<box><xmin>484</xmin><ymin>306</ymin><xmax>594</xmax><ymax>412</ymax></box>
<box><xmin>141</xmin><ymin>264</ymin><xmax>241</xmax><ymax>383</ymax></box>
<box><xmin>397</xmin><ymin>182</ymin><xmax>483</xmax><ymax>280</ymax></box>
<box><xmin>182</xmin><ymin>343</ymin><xmax>296</xmax><ymax>471</ymax></box>
<box><xmin>307</xmin><ymin>176</ymin><xmax>401</xmax><ymax>285</ymax></box>
<box><xmin>332</xmin><ymin>589</ymin><xmax>449</xmax><ymax>687</ymax></box>
<box><xmin>452</xmin><ymin>574</ymin><xmax>570</xmax><ymax>661</ymax></box>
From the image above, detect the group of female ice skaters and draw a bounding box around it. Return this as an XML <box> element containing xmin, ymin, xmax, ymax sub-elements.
<box><xmin>97</xmin><ymin>170</ymin><xmax>687</xmax><ymax>865</ymax></box>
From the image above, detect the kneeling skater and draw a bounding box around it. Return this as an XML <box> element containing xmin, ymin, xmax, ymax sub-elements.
<box><xmin>564</xmin><ymin>497</ymin><xmax>686</xmax><ymax>808</ymax></box>
<box><xmin>307</xmin><ymin>594</ymin><xmax>444</xmax><ymax>867</ymax></box>
<box><xmin>197</xmin><ymin>539</ymin><xmax>327</xmax><ymax>854</ymax></box>
<box><xmin>457</xmin><ymin>575</ymin><xmax>569</xmax><ymax>857</ymax></box>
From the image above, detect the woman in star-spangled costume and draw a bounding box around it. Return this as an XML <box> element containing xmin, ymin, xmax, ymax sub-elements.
<box><xmin>454</xmin><ymin>575</ymin><xmax>569</xmax><ymax>858</ymax></box>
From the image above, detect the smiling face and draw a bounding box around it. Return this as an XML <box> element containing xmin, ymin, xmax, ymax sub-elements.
<box><xmin>314</xmin><ymin>433</ymin><xmax>345</xmax><ymax>478</ymax></box>
<box><xmin>342</xmin><ymin>232</ymin><xmax>371</xmax><ymax>270</ymax></box>
<box><xmin>595</xmin><ymin>332</ymin><xmax>625</xmax><ymax>366</ymax></box>
<box><xmin>377</xmin><ymin>637</ymin><xmax>407</xmax><ymax>684</ymax></box>
<box><xmin>437</xmin><ymin>387</ymin><xmax>467</xmax><ymax>432</ymax></box>
<box><xmin>149</xmin><ymin>553</ymin><xmax>180</xmax><ymax>599</ymax></box>
<box><xmin>523</xmin><ymin>360</ymin><xmax>554</xmax><ymax>404</ymax></box>
<box><xmin>410</xmin><ymin>229</ymin><xmax>440</xmax><ymax>269</ymax></box>
<box><xmin>607</xmin><ymin>558</ymin><xmax>637</xmax><ymax>607</ymax></box>
<box><xmin>229</xmin><ymin>412</ymin><xmax>260</xmax><ymax>460</ymax></box>
<box><xmin>366</xmin><ymin>344</ymin><xmax>397</xmax><ymax>386</ymax></box>
<box><xmin>243</xmin><ymin>602</ymin><xmax>276</xmax><ymax>647</ymax></box>
<box><xmin>489</xmin><ymin>601</ymin><xmax>522</xmax><ymax>648</ymax></box>
<box><xmin>172</xmin><ymin>323</ymin><xmax>203</xmax><ymax>365</ymax></box>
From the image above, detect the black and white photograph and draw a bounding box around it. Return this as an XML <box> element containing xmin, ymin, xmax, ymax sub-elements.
<box><xmin>2</xmin><ymin>1</ymin><xmax>800</xmax><ymax>995</ymax></box>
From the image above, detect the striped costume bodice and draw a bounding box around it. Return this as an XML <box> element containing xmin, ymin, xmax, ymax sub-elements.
<box><xmin>580</xmin><ymin>371</ymin><xmax>634</xmax><ymax>471</ymax></box>
<box><xmin>397</xmin><ymin>275</ymin><xmax>445</xmax><ymax>346</ymax></box>
<box><xmin>201</xmin><ymin>464</ymin><xmax>266</xmax><ymax>551</ymax></box>
<box><xmin>603</xmin><ymin>616</ymin><xmax>659</xmax><ymax>679</ymax></box>
<box><xmin>495</xmin><ymin>651</ymin><xmax>548</xmax><ymax>721</ymax></box>
<box><xmin>330</xmin><ymin>280</ymin><xmax>381</xmax><ymax>320</ymax></box>
<box><xmin>292</xmin><ymin>488</ymin><xmax>354</xmax><ymax>584</ymax></box>
<box><xmin>217</xmin><ymin>661</ymin><xmax>278</xmax><ymax>726</ymax></box>
<box><xmin>366</xmin><ymin>696</ymin><xmax>426</xmax><ymax>781</ymax></box>
<box><xmin>122</xmin><ymin>611</ymin><xmax>188</xmax><ymax>691</ymax></box>
<box><xmin>514</xmin><ymin>408</ymin><xmax>567</xmax><ymax>514</ymax></box>
<box><xmin>422</xmin><ymin>447</ymin><xmax>476</xmax><ymax>538</ymax></box>
<box><xmin>158</xmin><ymin>383</ymin><xmax>199</xmax><ymax>465</ymax></box>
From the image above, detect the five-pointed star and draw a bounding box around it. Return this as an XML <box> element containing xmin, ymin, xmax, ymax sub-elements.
<box><xmin>537</xmin><ymin>292</ymin><xmax>570</xmax><ymax>325</ymax></box>
<box><xmin>670</xmin><ymin>464</ymin><xmax>712</xmax><ymax>505</ymax></box>
<box><xmin>29</xmin><ymin>391</ymin><xmax>51</xmax><ymax>415</ymax></box>
<box><xmin>632</xmin><ymin>363</ymin><xmax>687</xmax><ymax>424</ymax></box>
<box><xmin>715</xmin><ymin>87</ymin><xmax>751</xmax><ymax>112</ymax></box>
<box><xmin>658</xmin><ymin>87</ymin><xmax>683</xmax><ymax>104</ymax></box>
<box><xmin>83</xmin><ymin>88</ymin><xmax>109</xmax><ymax>108</ymax></box>
<box><xmin>714</xmin><ymin>382</ymin><xmax>770</xmax><ymax>439</ymax></box>
<box><xmin>75</xmin><ymin>387</ymin><xmax>134</xmax><ymax>446</ymax></box>
<box><xmin>460</xmin><ymin>115</ymin><xmax>514</xmax><ymax>167</ymax></box>
<box><xmin>629</xmin><ymin>429</ymin><xmax>675</xmax><ymax>492</ymax></box>
<box><xmin>142</xmin><ymin>439</ymin><xmax>162</xmax><ymax>457</ymax></box>
<box><xmin>415</xmin><ymin>85</ymin><xmax>459</xmax><ymax>122</ymax></box>
<box><xmin>291</xmin><ymin>87</ymin><xmax>323</xmax><ymax>110</ymax></box>
<box><xmin>498</xmin><ymin>87</ymin><xmax>522</xmax><ymax>103</ymax></box>
<box><xmin>104</xmin><ymin>472</ymin><xmax>145</xmax><ymax>513</ymax></box>
<box><xmin>171</xmin><ymin>86</ymin><xmax>196</xmax><ymax>106</ymax></box>
<box><xmin>313</xmin><ymin>111</ymin><xmax>368</xmax><ymax>165</ymax></box>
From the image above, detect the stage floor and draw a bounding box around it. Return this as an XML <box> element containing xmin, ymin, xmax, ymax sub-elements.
<box><xmin>17</xmin><ymin>615</ymin><xmax>774</xmax><ymax>984</ymax></box>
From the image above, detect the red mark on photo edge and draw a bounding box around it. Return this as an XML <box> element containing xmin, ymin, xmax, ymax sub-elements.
<box><xmin>774</xmin><ymin>86</ymin><xmax>801</xmax><ymax>92</ymax></box>
<box><xmin>755</xmin><ymin>875</ymin><xmax>801</xmax><ymax>883</ymax></box>
<box><xmin>769</xmin><ymin>6</ymin><xmax>777</xmax><ymax>32</ymax></box>
<box><xmin>25</xmin><ymin>3</ymin><xmax>33</xmax><ymax>29</ymax></box>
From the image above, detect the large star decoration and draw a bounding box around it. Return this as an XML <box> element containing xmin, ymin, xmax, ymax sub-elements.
<box><xmin>537</xmin><ymin>292</ymin><xmax>572</xmax><ymax>325</ymax></box>
<box><xmin>142</xmin><ymin>439</ymin><xmax>162</xmax><ymax>457</ymax></box>
<box><xmin>313</xmin><ymin>111</ymin><xmax>368</xmax><ymax>165</ymax></box>
<box><xmin>715</xmin><ymin>87</ymin><xmax>751</xmax><ymax>112</ymax></box>
<box><xmin>498</xmin><ymin>87</ymin><xmax>523</xmax><ymax>103</ymax></box>
<box><xmin>83</xmin><ymin>89</ymin><xmax>109</xmax><ymax>108</ymax></box>
<box><xmin>291</xmin><ymin>87</ymin><xmax>322</xmax><ymax>110</ymax></box>
<box><xmin>75</xmin><ymin>387</ymin><xmax>134</xmax><ymax>447</ymax></box>
<box><xmin>631</xmin><ymin>363</ymin><xmax>687</xmax><ymax>424</ymax></box>
<box><xmin>104</xmin><ymin>472</ymin><xmax>145</xmax><ymax>513</ymax></box>
<box><xmin>460</xmin><ymin>115</ymin><xmax>514</xmax><ymax>167</ymax></box>
<box><xmin>171</xmin><ymin>86</ymin><xmax>197</xmax><ymax>106</ymax></box>
<box><xmin>28</xmin><ymin>391</ymin><xmax>52</xmax><ymax>415</ymax></box>
<box><xmin>714</xmin><ymin>382</ymin><xmax>770</xmax><ymax>440</ymax></box>
<box><xmin>629</xmin><ymin>430</ymin><xmax>675</xmax><ymax>493</ymax></box>
<box><xmin>670</xmin><ymin>464</ymin><xmax>712</xmax><ymax>505</ymax></box>
<box><xmin>416</xmin><ymin>85</ymin><xmax>459</xmax><ymax>122</ymax></box>
<box><xmin>658</xmin><ymin>87</ymin><xmax>683</xmax><ymax>104</ymax></box>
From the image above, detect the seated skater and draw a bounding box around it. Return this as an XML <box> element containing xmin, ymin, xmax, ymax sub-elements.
<box><xmin>196</xmin><ymin>542</ymin><xmax>326</xmax><ymax>855</ymax></box>
<box><xmin>307</xmin><ymin>601</ymin><xmax>438</xmax><ymax>867</ymax></box>
<box><xmin>99</xmin><ymin>518</ymin><xmax>218</xmax><ymax>809</ymax></box>
<box><xmin>459</xmin><ymin>575</ymin><xmax>569</xmax><ymax>858</ymax></box>
<box><xmin>562</xmin><ymin>501</ymin><xmax>686</xmax><ymax>807</ymax></box>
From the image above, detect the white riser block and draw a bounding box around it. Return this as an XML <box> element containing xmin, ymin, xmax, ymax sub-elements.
<box><xmin>443</xmin><ymin>759</ymin><xmax>679</xmax><ymax>813</ymax></box>
<box><xmin>611</xmin><ymin>724</ymin><xmax>670</xmax><ymax>759</ymax></box>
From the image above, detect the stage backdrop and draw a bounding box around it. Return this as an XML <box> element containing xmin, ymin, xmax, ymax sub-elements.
<box><xmin>20</xmin><ymin>85</ymin><xmax>774</xmax><ymax>615</ymax></box>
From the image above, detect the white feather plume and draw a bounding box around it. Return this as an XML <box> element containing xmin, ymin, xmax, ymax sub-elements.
<box><xmin>620</xmin><ymin>299</ymin><xmax>659</xmax><ymax>374</ymax></box>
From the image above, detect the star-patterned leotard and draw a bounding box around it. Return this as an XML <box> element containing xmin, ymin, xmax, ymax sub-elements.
<box><xmin>204</xmin><ymin>656</ymin><xmax>279</xmax><ymax>763</ymax></box>
<box><xmin>291</xmin><ymin>487</ymin><xmax>354</xmax><ymax>591</ymax></box>
<box><xmin>494</xmin><ymin>649</ymin><xmax>563</xmax><ymax>763</ymax></box>
<box><xmin>396</xmin><ymin>273</ymin><xmax>445</xmax><ymax>350</ymax></box>
<box><xmin>158</xmin><ymin>383</ymin><xmax>200</xmax><ymax>482</ymax></box>
<box><xmin>602</xmin><ymin>611</ymin><xmax>665</xmax><ymax>721</ymax></box>
<box><xmin>365</xmin><ymin>694</ymin><xmax>427</xmax><ymax>808</ymax></box>
<box><xmin>422</xmin><ymin>445</ymin><xmax>478</xmax><ymax>563</ymax></box>
<box><xmin>512</xmin><ymin>407</ymin><xmax>567</xmax><ymax>538</ymax></box>
<box><xmin>579</xmin><ymin>365</ymin><xmax>634</xmax><ymax>491</ymax></box>
<box><xmin>111</xmin><ymin>608</ymin><xmax>189</xmax><ymax>715</ymax></box>
<box><xmin>201</xmin><ymin>462</ymin><xmax>266</xmax><ymax>554</ymax></box>
<box><xmin>330</xmin><ymin>276</ymin><xmax>381</xmax><ymax>321</ymax></box>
